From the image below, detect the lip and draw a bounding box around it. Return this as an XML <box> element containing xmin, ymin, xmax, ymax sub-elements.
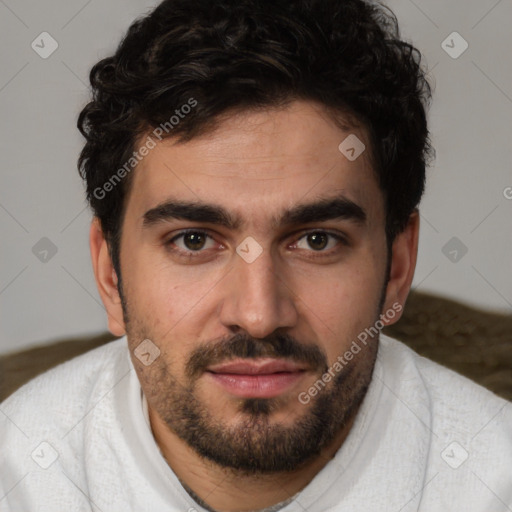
<box><xmin>205</xmin><ymin>358</ymin><xmax>308</xmax><ymax>398</ymax></box>
<box><xmin>207</xmin><ymin>358</ymin><xmax>307</xmax><ymax>375</ymax></box>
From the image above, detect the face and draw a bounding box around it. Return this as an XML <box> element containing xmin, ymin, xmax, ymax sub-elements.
<box><xmin>102</xmin><ymin>100</ymin><xmax>399</xmax><ymax>474</ymax></box>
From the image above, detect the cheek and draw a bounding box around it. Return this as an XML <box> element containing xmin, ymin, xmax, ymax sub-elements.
<box><xmin>123</xmin><ymin>246</ymin><xmax>223</xmax><ymax>317</ymax></box>
<box><xmin>295</xmin><ymin>252</ymin><xmax>384</xmax><ymax>363</ymax></box>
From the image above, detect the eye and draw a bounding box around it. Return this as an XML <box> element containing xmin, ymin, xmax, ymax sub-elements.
<box><xmin>168</xmin><ymin>230</ymin><xmax>216</xmax><ymax>253</ymax></box>
<box><xmin>294</xmin><ymin>231</ymin><xmax>345</xmax><ymax>252</ymax></box>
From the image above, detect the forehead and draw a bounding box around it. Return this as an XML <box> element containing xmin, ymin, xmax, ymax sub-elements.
<box><xmin>125</xmin><ymin>100</ymin><xmax>384</xmax><ymax>228</ymax></box>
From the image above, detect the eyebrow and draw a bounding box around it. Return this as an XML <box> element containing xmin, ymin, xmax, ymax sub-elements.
<box><xmin>142</xmin><ymin>196</ymin><xmax>367</xmax><ymax>230</ymax></box>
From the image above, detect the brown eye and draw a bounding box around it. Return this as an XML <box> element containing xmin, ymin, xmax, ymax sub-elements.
<box><xmin>183</xmin><ymin>232</ymin><xmax>207</xmax><ymax>250</ymax></box>
<box><xmin>306</xmin><ymin>233</ymin><xmax>328</xmax><ymax>251</ymax></box>
<box><xmin>169</xmin><ymin>230</ymin><xmax>215</xmax><ymax>253</ymax></box>
<box><xmin>294</xmin><ymin>231</ymin><xmax>345</xmax><ymax>253</ymax></box>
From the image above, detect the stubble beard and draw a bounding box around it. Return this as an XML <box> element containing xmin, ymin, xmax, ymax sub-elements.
<box><xmin>119</xmin><ymin>263</ymin><xmax>387</xmax><ymax>475</ymax></box>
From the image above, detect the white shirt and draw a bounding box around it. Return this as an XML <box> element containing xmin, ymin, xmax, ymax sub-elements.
<box><xmin>0</xmin><ymin>334</ymin><xmax>511</xmax><ymax>511</ymax></box>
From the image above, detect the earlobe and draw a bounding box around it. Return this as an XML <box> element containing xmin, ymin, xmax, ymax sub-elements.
<box><xmin>381</xmin><ymin>211</ymin><xmax>420</xmax><ymax>326</ymax></box>
<box><xmin>89</xmin><ymin>218</ymin><xmax>126</xmax><ymax>336</ymax></box>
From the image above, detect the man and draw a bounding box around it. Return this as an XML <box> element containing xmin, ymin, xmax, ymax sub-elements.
<box><xmin>1</xmin><ymin>0</ymin><xmax>511</xmax><ymax>510</ymax></box>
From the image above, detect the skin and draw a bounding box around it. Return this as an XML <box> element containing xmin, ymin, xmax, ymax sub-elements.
<box><xmin>90</xmin><ymin>100</ymin><xmax>419</xmax><ymax>511</ymax></box>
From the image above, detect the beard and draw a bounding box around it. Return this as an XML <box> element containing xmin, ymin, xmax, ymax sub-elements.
<box><xmin>119</xmin><ymin>260</ymin><xmax>388</xmax><ymax>475</ymax></box>
<box><xmin>125</xmin><ymin>322</ymin><xmax>378</xmax><ymax>475</ymax></box>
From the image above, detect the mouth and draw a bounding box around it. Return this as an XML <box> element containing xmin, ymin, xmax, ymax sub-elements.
<box><xmin>205</xmin><ymin>358</ymin><xmax>308</xmax><ymax>398</ymax></box>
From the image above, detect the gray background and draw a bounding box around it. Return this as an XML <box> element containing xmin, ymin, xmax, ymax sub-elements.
<box><xmin>1</xmin><ymin>0</ymin><xmax>511</xmax><ymax>355</ymax></box>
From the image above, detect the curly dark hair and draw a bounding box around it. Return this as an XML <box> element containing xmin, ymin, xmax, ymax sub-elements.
<box><xmin>77</xmin><ymin>0</ymin><xmax>434</xmax><ymax>279</ymax></box>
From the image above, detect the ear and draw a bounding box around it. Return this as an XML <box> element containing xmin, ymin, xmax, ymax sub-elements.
<box><xmin>380</xmin><ymin>210</ymin><xmax>420</xmax><ymax>326</ymax></box>
<box><xmin>89</xmin><ymin>218</ymin><xmax>126</xmax><ymax>336</ymax></box>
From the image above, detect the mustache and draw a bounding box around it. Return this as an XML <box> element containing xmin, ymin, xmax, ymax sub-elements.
<box><xmin>185</xmin><ymin>332</ymin><xmax>328</xmax><ymax>380</ymax></box>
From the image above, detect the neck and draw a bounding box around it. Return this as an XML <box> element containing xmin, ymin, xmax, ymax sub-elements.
<box><xmin>148</xmin><ymin>406</ymin><xmax>358</xmax><ymax>512</ymax></box>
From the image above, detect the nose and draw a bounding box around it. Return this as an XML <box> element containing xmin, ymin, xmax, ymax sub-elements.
<box><xmin>218</xmin><ymin>246</ymin><xmax>299</xmax><ymax>339</ymax></box>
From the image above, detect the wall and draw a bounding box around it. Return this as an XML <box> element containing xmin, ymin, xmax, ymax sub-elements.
<box><xmin>1</xmin><ymin>0</ymin><xmax>511</xmax><ymax>354</ymax></box>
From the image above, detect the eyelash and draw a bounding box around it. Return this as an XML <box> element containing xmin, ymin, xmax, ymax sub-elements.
<box><xmin>165</xmin><ymin>229</ymin><xmax>348</xmax><ymax>258</ymax></box>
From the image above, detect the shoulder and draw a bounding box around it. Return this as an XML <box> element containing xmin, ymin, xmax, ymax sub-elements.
<box><xmin>379</xmin><ymin>333</ymin><xmax>511</xmax><ymax>419</ymax></box>
<box><xmin>379</xmin><ymin>334</ymin><xmax>512</xmax><ymax>470</ymax></box>
<box><xmin>0</xmin><ymin>336</ymin><xmax>130</xmax><ymax>439</ymax></box>
<box><xmin>0</xmin><ymin>337</ymin><xmax>145</xmax><ymax>510</ymax></box>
